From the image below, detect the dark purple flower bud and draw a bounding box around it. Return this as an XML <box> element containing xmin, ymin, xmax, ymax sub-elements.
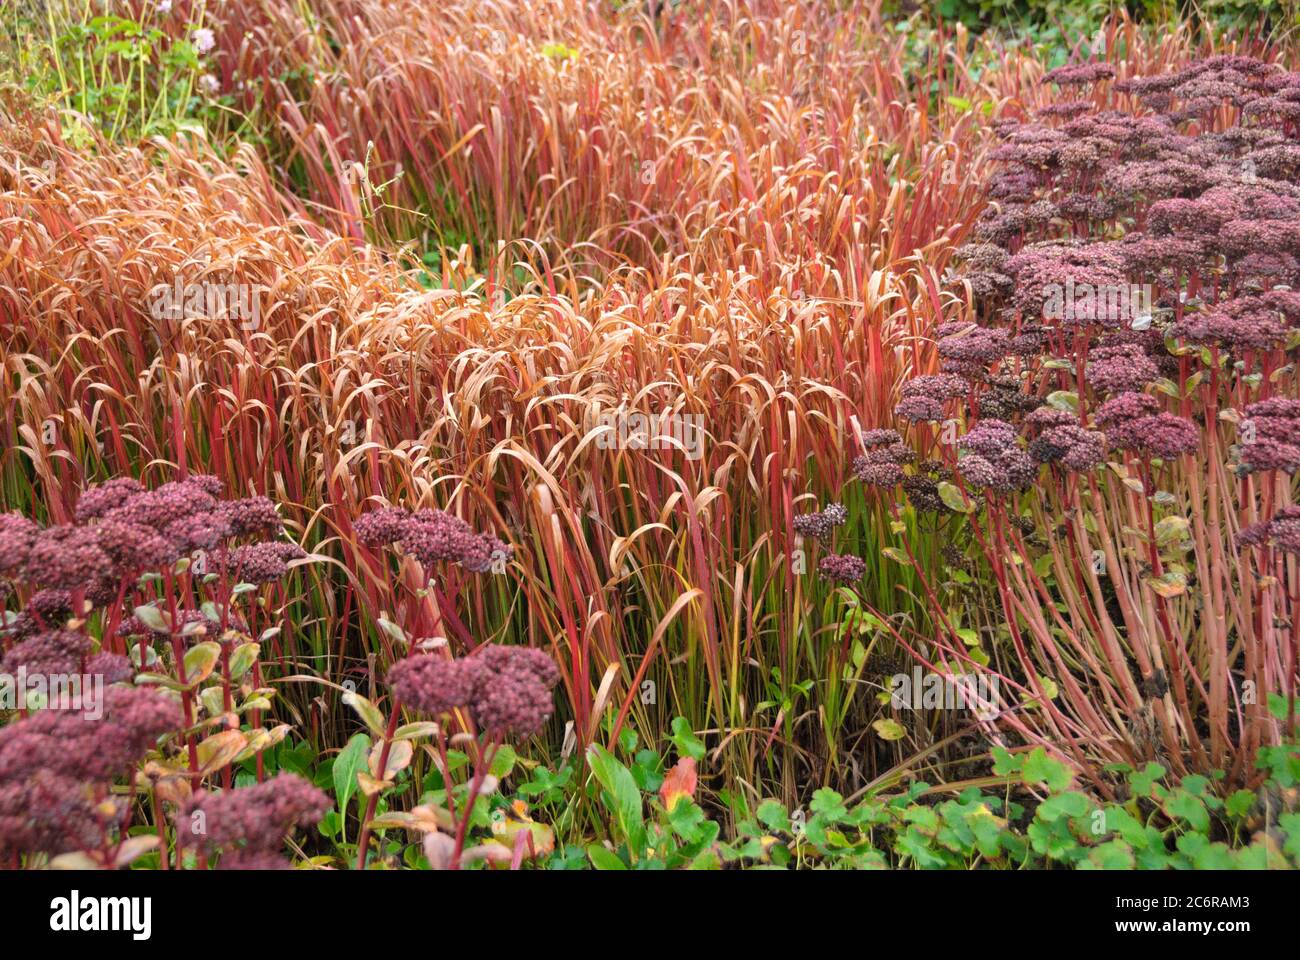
<box><xmin>73</xmin><ymin>478</ymin><xmax>145</xmax><ymax>523</ymax></box>
<box><xmin>95</xmin><ymin>518</ymin><xmax>179</xmax><ymax>571</ymax></box>
<box><xmin>1095</xmin><ymin>392</ymin><xmax>1160</xmax><ymax>428</ymax></box>
<box><xmin>176</xmin><ymin>774</ymin><xmax>330</xmax><ymax>853</ymax></box>
<box><xmin>353</xmin><ymin>507</ymin><xmax>414</xmax><ymax>548</ymax></box>
<box><xmin>792</xmin><ymin>503</ymin><xmax>848</xmax><ymax>543</ymax></box>
<box><xmin>225</xmin><ymin>541</ymin><xmax>306</xmax><ymax>584</ymax></box>
<box><xmin>0</xmin><ymin>513</ymin><xmax>40</xmax><ymax>576</ymax></box>
<box><xmin>818</xmin><ymin>553</ymin><xmax>866</xmax><ymax>585</ymax></box>
<box><xmin>388</xmin><ymin>655</ymin><xmax>485</xmax><ymax>715</ymax></box>
<box><xmin>0</xmin><ymin>628</ymin><xmax>90</xmax><ymax>677</ymax></box>
<box><xmin>219</xmin><ymin>497</ymin><xmax>283</xmax><ymax>538</ymax></box>
<box><xmin>23</xmin><ymin>525</ymin><xmax>110</xmax><ymax>590</ymax></box>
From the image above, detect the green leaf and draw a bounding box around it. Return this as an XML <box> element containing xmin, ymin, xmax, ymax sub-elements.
<box><xmin>1022</xmin><ymin>747</ymin><xmax>1072</xmax><ymax>792</ymax></box>
<box><xmin>227</xmin><ymin>643</ymin><xmax>260</xmax><ymax>682</ymax></box>
<box><xmin>937</xmin><ymin>481</ymin><xmax>974</xmax><ymax>514</ymax></box>
<box><xmin>342</xmin><ymin>690</ymin><xmax>387</xmax><ymax>737</ymax></box>
<box><xmin>586</xmin><ymin>843</ymin><xmax>626</xmax><ymax>870</ymax></box>
<box><xmin>756</xmin><ymin>799</ymin><xmax>791</xmax><ymax>833</ymax></box>
<box><xmin>668</xmin><ymin>716</ymin><xmax>706</xmax><ymax>761</ymax></box>
<box><xmin>872</xmin><ymin>718</ymin><xmax>907</xmax><ymax>741</ymax></box>
<box><xmin>133</xmin><ymin>604</ymin><xmax>170</xmax><ymax>633</ymax></box>
<box><xmin>1225</xmin><ymin>789</ymin><xmax>1256</xmax><ymax>819</ymax></box>
<box><xmin>181</xmin><ymin>642</ymin><xmax>220</xmax><ymax>687</ymax></box>
<box><xmin>991</xmin><ymin>746</ymin><xmax>1022</xmax><ymax>777</ymax></box>
<box><xmin>490</xmin><ymin>744</ymin><xmax>517</xmax><ymax>779</ymax></box>
<box><xmin>1082</xmin><ymin>839</ymin><xmax>1135</xmax><ymax>870</ymax></box>
<box><xmin>334</xmin><ymin>732</ymin><xmax>371</xmax><ymax>817</ymax></box>
<box><xmin>1163</xmin><ymin>788</ymin><xmax>1209</xmax><ymax>833</ymax></box>
<box><xmin>1045</xmin><ymin>390</ymin><xmax>1078</xmax><ymax>412</ymax></box>
<box><xmin>586</xmin><ymin>744</ymin><xmax>645</xmax><ymax>855</ymax></box>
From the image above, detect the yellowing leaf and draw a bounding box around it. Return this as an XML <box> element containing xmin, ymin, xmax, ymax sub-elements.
<box><xmin>872</xmin><ymin>718</ymin><xmax>907</xmax><ymax>741</ymax></box>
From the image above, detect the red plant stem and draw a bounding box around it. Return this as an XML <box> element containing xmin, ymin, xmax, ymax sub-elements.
<box><xmin>354</xmin><ymin>701</ymin><xmax>402</xmax><ymax>870</ymax></box>
<box><xmin>449</xmin><ymin>738</ymin><xmax>498</xmax><ymax>871</ymax></box>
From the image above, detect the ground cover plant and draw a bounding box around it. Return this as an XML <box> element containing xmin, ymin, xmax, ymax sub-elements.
<box><xmin>0</xmin><ymin>0</ymin><xmax>1295</xmax><ymax>871</ymax></box>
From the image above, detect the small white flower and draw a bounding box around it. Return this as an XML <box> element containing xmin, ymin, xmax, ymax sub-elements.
<box><xmin>199</xmin><ymin>74</ymin><xmax>220</xmax><ymax>95</ymax></box>
<box><xmin>157</xmin><ymin>0</ymin><xmax>173</xmax><ymax>13</ymax></box>
<box><xmin>192</xmin><ymin>28</ymin><xmax>215</xmax><ymax>54</ymax></box>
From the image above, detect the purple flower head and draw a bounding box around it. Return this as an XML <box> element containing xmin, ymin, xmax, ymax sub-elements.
<box><xmin>183</xmin><ymin>474</ymin><xmax>226</xmax><ymax>498</ymax></box>
<box><xmin>860</xmin><ymin>428</ymin><xmax>903</xmax><ymax>448</ymax></box>
<box><xmin>1269</xmin><ymin>509</ymin><xmax>1300</xmax><ymax>552</ymax></box>
<box><xmin>1172</xmin><ymin>297</ymin><xmax>1288</xmax><ymax>351</ymax></box>
<box><xmin>468</xmin><ymin>645</ymin><xmax>561</xmax><ymax>737</ymax></box>
<box><xmin>85</xmin><ymin>652</ymin><xmax>134</xmax><ymax>685</ymax></box>
<box><xmin>176</xmin><ymin>774</ymin><xmax>330</xmax><ymax>854</ymax></box>
<box><xmin>852</xmin><ymin>442</ymin><xmax>912</xmax><ymax>487</ymax></box>
<box><xmin>1239</xmin><ymin>437</ymin><xmax>1300</xmax><ymax>474</ymax></box>
<box><xmin>95</xmin><ymin>518</ymin><xmax>179</xmax><ymax>572</ymax></box>
<box><xmin>23</xmin><ymin>525</ymin><xmax>110</xmax><ymax>590</ymax></box>
<box><xmin>0</xmin><ymin>686</ymin><xmax>178</xmax><ymax>857</ymax></box>
<box><xmin>818</xmin><ymin>552</ymin><xmax>866</xmax><ymax>585</ymax></box>
<box><xmin>73</xmin><ymin>478</ymin><xmax>145</xmax><ymax>523</ymax></box>
<box><xmin>104</xmin><ymin>479</ymin><xmax>218</xmax><ymax>533</ymax></box>
<box><xmin>1088</xmin><ymin>343</ymin><xmax>1159</xmax><ymax>395</ymax></box>
<box><xmin>938</xmin><ymin>325</ymin><xmax>1010</xmax><ymax>365</ymax></box>
<box><xmin>1042</xmin><ymin>62</ymin><xmax>1115</xmax><ymax>87</ymax></box>
<box><xmin>219</xmin><ymin>497</ymin><xmax>283</xmax><ymax>538</ymax></box>
<box><xmin>1026</xmin><ymin>406</ymin><xmax>1077</xmax><ymax>429</ymax></box>
<box><xmin>902</xmin><ymin>474</ymin><xmax>950</xmax><ymax>514</ymax></box>
<box><xmin>354</xmin><ymin>506</ymin><xmax>415</xmax><ymax>548</ymax></box>
<box><xmin>0</xmin><ymin>513</ymin><xmax>39</xmax><ymax>576</ymax></box>
<box><xmin>19</xmin><ymin>589</ymin><xmax>74</xmax><ymax>630</ymax></box>
<box><xmin>1095</xmin><ymin>392</ymin><xmax>1160</xmax><ymax>428</ymax></box>
<box><xmin>1110</xmin><ymin>413</ymin><xmax>1200</xmax><ymax>459</ymax></box>
<box><xmin>164</xmin><ymin>512</ymin><xmax>231</xmax><ymax>554</ymax></box>
<box><xmin>389</xmin><ymin>645</ymin><xmax>559</xmax><ymax>738</ymax></box>
<box><xmin>895</xmin><ymin>395</ymin><xmax>945</xmax><ymax>423</ymax></box>
<box><xmin>0</xmin><ymin>628</ymin><xmax>90</xmax><ymax>677</ymax></box>
<box><xmin>399</xmin><ymin>509</ymin><xmax>511</xmax><ymax>574</ymax></box>
<box><xmin>0</xmin><ymin>685</ymin><xmax>179</xmax><ymax>784</ymax></box>
<box><xmin>1236</xmin><ymin>506</ymin><xmax>1300</xmax><ymax>552</ymax></box>
<box><xmin>958</xmin><ymin>419</ymin><xmax>1019</xmax><ymax>458</ymax></box>
<box><xmin>1029</xmin><ymin>424</ymin><xmax>1107</xmax><ymax>472</ymax></box>
<box><xmin>225</xmin><ymin>541</ymin><xmax>306</xmax><ymax>584</ymax></box>
<box><xmin>388</xmin><ymin>655</ymin><xmax>485</xmax><ymax>715</ymax></box>
<box><xmin>792</xmin><ymin>503</ymin><xmax>848</xmax><ymax>543</ymax></box>
<box><xmin>903</xmin><ymin>373</ymin><xmax>971</xmax><ymax>403</ymax></box>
